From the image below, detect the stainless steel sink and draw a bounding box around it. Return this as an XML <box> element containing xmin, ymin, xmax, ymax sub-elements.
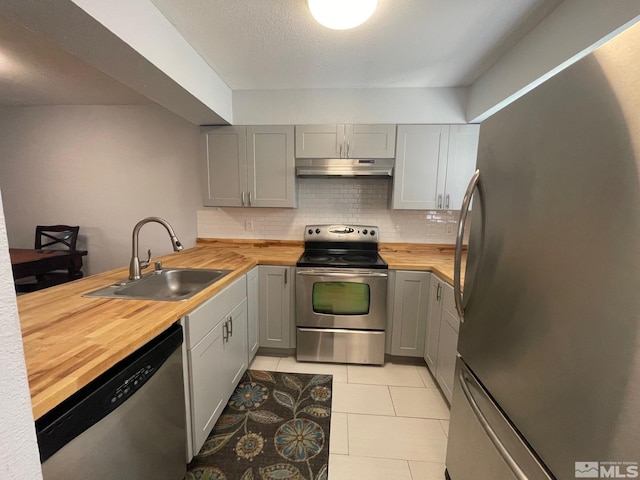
<box><xmin>84</xmin><ymin>268</ymin><xmax>232</xmax><ymax>301</ymax></box>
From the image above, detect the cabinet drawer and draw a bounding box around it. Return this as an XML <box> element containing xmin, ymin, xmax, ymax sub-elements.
<box><xmin>185</xmin><ymin>276</ymin><xmax>247</xmax><ymax>347</ymax></box>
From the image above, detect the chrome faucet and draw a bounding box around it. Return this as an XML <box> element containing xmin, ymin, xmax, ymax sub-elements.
<box><xmin>129</xmin><ymin>217</ymin><xmax>183</xmax><ymax>281</ymax></box>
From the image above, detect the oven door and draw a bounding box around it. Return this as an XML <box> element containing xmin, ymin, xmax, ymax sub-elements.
<box><xmin>296</xmin><ymin>268</ymin><xmax>387</xmax><ymax>330</ymax></box>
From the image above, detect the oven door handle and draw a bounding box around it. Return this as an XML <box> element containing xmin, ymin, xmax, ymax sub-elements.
<box><xmin>296</xmin><ymin>270</ymin><xmax>388</xmax><ymax>278</ymax></box>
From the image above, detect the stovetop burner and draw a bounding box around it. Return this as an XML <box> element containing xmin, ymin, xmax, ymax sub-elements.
<box><xmin>305</xmin><ymin>254</ymin><xmax>332</xmax><ymax>262</ymax></box>
<box><xmin>342</xmin><ymin>254</ymin><xmax>377</xmax><ymax>263</ymax></box>
<box><xmin>297</xmin><ymin>224</ymin><xmax>387</xmax><ymax>269</ymax></box>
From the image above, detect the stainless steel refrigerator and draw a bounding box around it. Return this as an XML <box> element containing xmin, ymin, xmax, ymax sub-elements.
<box><xmin>445</xmin><ymin>22</ymin><xmax>640</xmax><ymax>480</ymax></box>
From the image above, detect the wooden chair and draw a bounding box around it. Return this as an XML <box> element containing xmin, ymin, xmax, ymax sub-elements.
<box><xmin>36</xmin><ymin>225</ymin><xmax>80</xmax><ymax>251</ymax></box>
<box><xmin>15</xmin><ymin>225</ymin><xmax>82</xmax><ymax>293</ymax></box>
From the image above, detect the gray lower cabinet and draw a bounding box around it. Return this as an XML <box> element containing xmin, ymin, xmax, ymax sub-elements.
<box><xmin>258</xmin><ymin>265</ymin><xmax>295</xmax><ymax>349</ymax></box>
<box><xmin>424</xmin><ymin>275</ymin><xmax>461</xmax><ymax>403</ymax></box>
<box><xmin>424</xmin><ymin>277</ymin><xmax>443</xmax><ymax>372</ymax></box>
<box><xmin>183</xmin><ymin>275</ymin><xmax>248</xmax><ymax>459</ymax></box>
<box><xmin>390</xmin><ymin>270</ymin><xmax>430</xmax><ymax>357</ymax></box>
<box><xmin>246</xmin><ymin>266</ymin><xmax>259</xmax><ymax>363</ymax></box>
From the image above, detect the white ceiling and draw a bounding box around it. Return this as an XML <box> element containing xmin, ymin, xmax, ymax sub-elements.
<box><xmin>0</xmin><ymin>0</ymin><xmax>562</xmax><ymax>109</ymax></box>
<box><xmin>0</xmin><ymin>13</ymin><xmax>150</xmax><ymax>106</ymax></box>
<box><xmin>150</xmin><ymin>0</ymin><xmax>562</xmax><ymax>90</ymax></box>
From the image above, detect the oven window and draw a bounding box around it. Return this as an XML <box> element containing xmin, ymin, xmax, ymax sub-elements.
<box><xmin>312</xmin><ymin>282</ymin><xmax>370</xmax><ymax>315</ymax></box>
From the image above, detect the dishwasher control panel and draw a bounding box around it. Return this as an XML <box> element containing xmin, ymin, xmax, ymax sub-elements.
<box><xmin>110</xmin><ymin>364</ymin><xmax>155</xmax><ymax>405</ymax></box>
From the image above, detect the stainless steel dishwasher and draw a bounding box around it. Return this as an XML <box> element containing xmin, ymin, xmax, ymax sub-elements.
<box><xmin>36</xmin><ymin>323</ymin><xmax>186</xmax><ymax>480</ymax></box>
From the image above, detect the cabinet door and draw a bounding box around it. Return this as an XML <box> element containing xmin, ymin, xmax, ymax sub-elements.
<box><xmin>224</xmin><ymin>299</ymin><xmax>248</xmax><ymax>392</ymax></box>
<box><xmin>424</xmin><ymin>278</ymin><xmax>443</xmax><ymax>374</ymax></box>
<box><xmin>390</xmin><ymin>271</ymin><xmax>430</xmax><ymax>357</ymax></box>
<box><xmin>247</xmin><ymin>267</ymin><xmax>259</xmax><ymax>363</ymax></box>
<box><xmin>443</xmin><ymin>125</ymin><xmax>480</xmax><ymax>210</ymax></box>
<box><xmin>189</xmin><ymin>319</ymin><xmax>227</xmax><ymax>454</ymax></box>
<box><xmin>247</xmin><ymin>126</ymin><xmax>297</xmax><ymax>208</ymax></box>
<box><xmin>436</xmin><ymin>282</ymin><xmax>460</xmax><ymax>403</ymax></box>
<box><xmin>295</xmin><ymin>125</ymin><xmax>344</xmax><ymax>158</ymax></box>
<box><xmin>258</xmin><ymin>266</ymin><xmax>292</xmax><ymax>348</ymax></box>
<box><xmin>436</xmin><ymin>309</ymin><xmax>459</xmax><ymax>403</ymax></box>
<box><xmin>393</xmin><ymin>125</ymin><xmax>449</xmax><ymax>210</ymax></box>
<box><xmin>203</xmin><ymin>126</ymin><xmax>247</xmax><ymax>207</ymax></box>
<box><xmin>345</xmin><ymin>124</ymin><xmax>396</xmax><ymax>158</ymax></box>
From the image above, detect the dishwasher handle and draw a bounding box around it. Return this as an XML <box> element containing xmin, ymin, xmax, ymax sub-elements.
<box><xmin>36</xmin><ymin>323</ymin><xmax>183</xmax><ymax>463</ymax></box>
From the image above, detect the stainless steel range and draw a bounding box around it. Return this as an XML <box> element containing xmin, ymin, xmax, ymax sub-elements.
<box><xmin>296</xmin><ymin>224</ymin><xmax>387</xmax><ymax>365</ymax></box>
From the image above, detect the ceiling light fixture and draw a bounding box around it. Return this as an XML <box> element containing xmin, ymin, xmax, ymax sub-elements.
<box><xmin>308</xmin><ymin>0</ymin><xmax>378</xmax><ymax>31</ymax></box>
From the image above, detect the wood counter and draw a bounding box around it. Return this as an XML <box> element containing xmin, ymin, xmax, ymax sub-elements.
<box><xmin>19</xmin><ymin>247</ymin><xmax>256</xmax><ymax>420</ymax></box>
<box><xmin>19</xmin><ymin>240</ymin><xmax>462</xmax><ymax>420</ymax></box>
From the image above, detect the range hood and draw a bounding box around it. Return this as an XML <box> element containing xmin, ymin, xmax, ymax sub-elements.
<box><xmin>295</xmin><ymin>158</ymin><xmax>394</xmax><ymax>177</ymax></box>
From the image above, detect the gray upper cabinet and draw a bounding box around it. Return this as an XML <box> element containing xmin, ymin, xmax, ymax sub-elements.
<box><xmin>202</xmin><ymin>126</ymin><xmax>246</xmax><ymax>207</ymax></box>
<box><xmin>295</xmin><ymin>125</ymin><xmax>342</xmax><ymax>158</ymax></box>
<box><xmin>393</xmin><ymin>124</ymin><xmax>479</xmax><ymax>210</ymax></box>
<box><xmin>295</xmin><ymin>124</ymin><xmax>396</xmax><ymax>159</ymax></box>
<box><xmin>203</xmin><ymin>125</ymin><xmax>297</xmax><ymax>208</ymax></box>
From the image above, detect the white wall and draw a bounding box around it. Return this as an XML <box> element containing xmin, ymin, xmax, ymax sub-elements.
<box><xmin>0</xmin><ymin>190</ymin><xmax>43</xmax><ymax>479</ymax></box>
<box><xmin>468</xmin><ymin>0</ymin><xmax>640</xmax><ymax>122</ymax></box>
<box><xmin>232</xmin><ymin>87</ymin><xmax>468</xmax><ymax>125</ymax></box>
<box><xmin>0</xmin><ymin>0</ymin><xmax>232</xmax><ymax>125</ymax></box>
<box><xmin>0</xmin><ymin>105</ymin><xmax>202</xmax><ymax>276</ymax></box>
<box><xmin>70</xmin><ymin>0</ymin><xmax>232</xmax><ymax>123</ymax></box>
<box><xmin>198</xmin><ymin>178</ymin><xmax>460</xmax><ymax>244</ymax></box>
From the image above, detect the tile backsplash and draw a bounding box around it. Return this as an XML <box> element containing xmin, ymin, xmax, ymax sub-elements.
<box><xmin>197</xmin><ymin>178</ymin><xmax>459</xmax><ymax>244</ymax></box>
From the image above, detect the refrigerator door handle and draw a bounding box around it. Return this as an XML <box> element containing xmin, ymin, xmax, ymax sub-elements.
<box><xmin>458</xmin><ymin>368</ymin><xmax>528</xmax><ymax>480</ymax></box>
<box><xmin>454</xmin><ymin>169</ymin><xmax>481</xmax><ymax>321</ymax></box>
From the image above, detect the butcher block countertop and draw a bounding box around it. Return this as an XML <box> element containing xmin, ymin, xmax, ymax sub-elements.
<box><xmin>19</xmin><ymin>239</ymin><xmax>463</xmax><ymax>420</ymax></box>
<box><xmin>196</xmin><ymin>238</ymin><xmax>464</xmax><ymax>284</ymax></box>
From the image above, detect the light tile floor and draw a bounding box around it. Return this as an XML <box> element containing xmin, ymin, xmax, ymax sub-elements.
<box><xmin>249</xmin><ymin>355</ymin><xmax>449</xmax><ymax>480</ymax></box>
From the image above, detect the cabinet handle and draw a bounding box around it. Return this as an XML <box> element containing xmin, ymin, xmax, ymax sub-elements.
<box><xmin>223</xmin><ymin>321</ymin><xmax>228</xmax><ymax>342</ymax></box>
<box><xmin>436</xmin><ymin>283</ymin><xmax>442</xmax><ymax>301</ymax></box>
<box><xmin>438</xmin><ymin>194</ymin><xmax>443</xmax><ymax>209</ymax></box>
<box><xmin>446</xmin><ymin>194</ymin><xmax>450</xmax><ymax>209</ymax></box>
<box><xmin>284</xmin><ymin>268</ymin><xmax>288</xmax><ymax>285</ymax></box>
<box><xmin>346</xmin><ymin>140</ymin><xmax>350</xmax><ymax>158</ymax></box>
<box><xmin>241</xmin><ymin>191</ymin><xmax>246</xmax><ymax>206</ymax></box>
<box><xmin>248</xmin><ymin>191</ymin><xmax>252</xmax><ymax>206</ymax></box>
<box><xmin>228</xmin><ymin>316</ymin><xmax>233</xmax><ymax>336</ymax></box>
<box><xmin>339</xmin><ymin>143</ymin><xmax>343</xmax><ymax>158</ymax></box>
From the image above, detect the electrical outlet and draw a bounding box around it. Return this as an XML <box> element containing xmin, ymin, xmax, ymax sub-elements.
<box><xmin>245</xmin><ymin>220</ymin><xmax>254</xmax><ymax>231</ymax></box>
<box><xmin>445</xmin><ymin>222</ymin><xmax>455</xmax><ymax>236</ymax></box>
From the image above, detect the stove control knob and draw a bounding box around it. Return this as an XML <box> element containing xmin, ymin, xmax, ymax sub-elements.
<box><xmin>308</xmin><ymin>229</ymin><xmax>313</xmax><ymax>235</ymax></box>
<box><xmin>370</xmin><ymin>230</ymin><xmax>376</xmax><ymax>235</ymax></box>
<box><xmin>315</xmin><ymin>228</ymin><xmax>321</xmax><ymax>234</ymax></box>
<box><xmin>362</xmin><ymin>229</ymin><xmax>368</xmax><ymax>235</ymax></box>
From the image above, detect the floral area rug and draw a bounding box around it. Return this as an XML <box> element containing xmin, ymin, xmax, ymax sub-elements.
<box><xmin>186</xmin><ymin>369</ymin><xmax>332</xmax><ymax>480</ymax></box>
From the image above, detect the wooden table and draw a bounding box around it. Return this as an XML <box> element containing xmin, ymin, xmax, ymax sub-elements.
<box><xmin>10</xmin><ymin>248</ymin><xmax>88</xmax><ymax>280</ymax></box>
